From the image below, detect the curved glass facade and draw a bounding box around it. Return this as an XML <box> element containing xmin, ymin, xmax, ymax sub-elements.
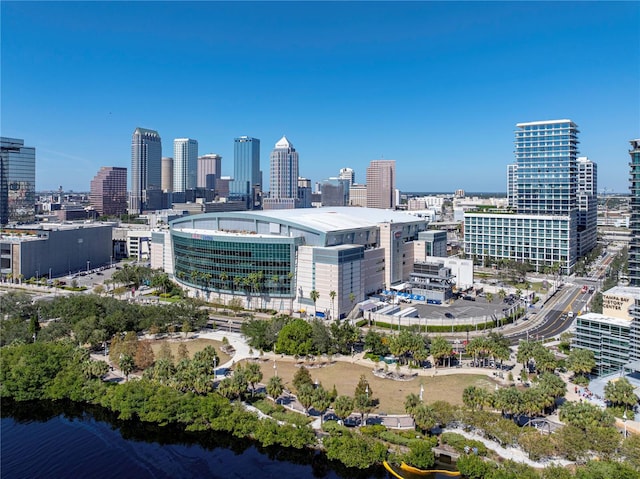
<box><xmin>172</xmin><ymin>232</ymin><xmax>296</xmax><ymax>297</ymax></box>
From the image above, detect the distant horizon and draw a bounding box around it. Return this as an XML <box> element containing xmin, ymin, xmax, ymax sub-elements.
<box><xmin>3</xmin><ymin>2</ymin><xmax>638</xmax><ymax>193</ymax></box>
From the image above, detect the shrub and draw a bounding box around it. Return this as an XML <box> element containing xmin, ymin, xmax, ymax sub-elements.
<box><xmin>440</xmin><ymin>432</ymin><xmax>487</xmax><ymax>456</ymax></box>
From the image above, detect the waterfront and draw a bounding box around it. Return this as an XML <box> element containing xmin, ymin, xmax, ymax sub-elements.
<box><xmin>0</xmin><ymin>400</ymin><xmax>379</xmax><ymax>479</ymax></box>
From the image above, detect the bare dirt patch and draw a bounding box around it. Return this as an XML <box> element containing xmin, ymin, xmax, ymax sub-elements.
<box><xmin>247</xmin><ymin>357</ymin><xmax>496</xmax><ymax>414</ymax></box>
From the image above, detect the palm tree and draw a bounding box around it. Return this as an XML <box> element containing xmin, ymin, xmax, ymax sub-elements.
<box><xmin>566</xmin><ymin>348</ymin><xmax>595</xmax><ymax>382</ymax></box>
<box><xmin>310</xmin><ymin>290</ymin><xmax>320</xmax><ymax>318</ymax></box>
<box><xmin>244</xmin><ymin>362</ymin><xmax>263</xmax><ymax>397</ymax></box>
<box><xmin>333</xmin><ymin>395</ymin><xmax>354</xmax><ymax>424</ymax></box>
<box><xmin>329</xmin><ymin>290</ymin><xmax>336</xmax><ymax>320</ymax></box>
<box><xmin>266</xmin><ymin>375</ymin><xmax>284</xmax><ymax>402</ymax></box>
<box><xmin>118</xmin><ymin>354</ymin><xmax>135</xmax><ymax>381</ymax></box>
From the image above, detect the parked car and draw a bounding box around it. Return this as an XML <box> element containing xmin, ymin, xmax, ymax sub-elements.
<box><xmin>463</xmin><ymin>295</ymin><xmax>476</xmax><ymax>301</ymax></box>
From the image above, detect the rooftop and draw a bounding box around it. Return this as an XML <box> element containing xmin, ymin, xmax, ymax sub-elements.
<box><xmin>576</xmin><ymin>312</ymin><xmax>632</xmax><ymax>328</ymax></box>
<box><xmin>603</xmin><ymin>285</ymin><xmax>640</xmax><ymax>300</ymax></box>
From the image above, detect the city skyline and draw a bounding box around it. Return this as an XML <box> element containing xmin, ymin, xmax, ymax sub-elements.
<box><xmin>2</xmin><ymin>2</ymin><xmax>638</xmax><ymax>193</ymax></box>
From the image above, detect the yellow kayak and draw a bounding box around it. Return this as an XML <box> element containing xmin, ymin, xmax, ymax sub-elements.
<box><xmin>383</xmin><ymin>461</ymin><xmax>461</xmax><ymax>478</ymax></box>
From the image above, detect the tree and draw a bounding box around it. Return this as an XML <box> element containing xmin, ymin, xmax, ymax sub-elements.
<box><xmin>566</xmin><ymin>348</ymin><xmax>595</xmax><ymax>382</ymax></box>
<box><xmin>429</xmin><ymin>336</ymin><xmax>452</xmax><ymax>368</ymax></box>
<box><xmin>404</xmin><ymin>393</ymin><xmax>421</xmax><ymax>417</ymax></box>
<box><xmin>604</xmin><ymin>377</ymin><xmax>638</xmax><ymax>412</ymax></box>
<box><xmin>297</xmin><ymin>383</ymin><xmax>315</xmax><ymax>414</ymax></box>
<box><xmin>354</xmin><ymin>375</ymin><xmax>373</xmax><ymax>425</ymax></box>
<box><xmin>177</xmin><ymin>343</ymin><xmax>189</xmax><ymax>362</ymax></box>
<box><xmin>404</xmin><ymin>437</ymin><xmax>437</xmax><ymax>470</ymax></box>
<box><xmin>309</xmin><ymin>290</ymin><xmax>320</xmax><ymax>317</ymax></box>
<box><xmin>134</xmin><ymin>340</ymin><xmax>155</xmax><ymax>369</ymax></box>
<box><xmin>244</xmin><ymin>361</ymin><xmax>263</xmax><ymax>397</ymax></box>
<box><xmin>333</xmin><ymin>395</ymin><xmax>354</xmax><ymax>423</ymax></box>
<box><xmin>276</xmin><ymin>319</ymin><xmax>313</xmax><ymax>356</ymax></box>
<box><xmin>312</xmin><ymin>383</ymin><xmax>332</xmax><ymax>423</ymax></box>
<box><xmin>157</xmin><ymin>342</ymin><xmax>174</xmax><ymax>364</ymax></box>
<box><xmin>119</xmin><ymin>354</ymin><xmax>135</xmax><ymax>380</ymax></box>
<box><xmin>292</xmin><ymin>365</ymin><xmax>313</xmax><ymax>392</ymax></box>
<box><xmin>329</xmin><ymin>290</ymin><xmax>336</xmax><ymax>319</ymax></box>
<box><xmin>413</xmin><ymin>403</ymin><xmax>437</xmax><ymax>433</ymax></box>
<box><xmin>266</xmin><ymin>375</ymin><xmax>284</xmax><ymax>402</ymax></box>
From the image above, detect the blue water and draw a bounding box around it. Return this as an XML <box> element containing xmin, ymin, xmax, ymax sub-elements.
<box><xmin>0</xmin><ymin>401</ymin><xmax>384</xmax><ymax>479</ymax></box>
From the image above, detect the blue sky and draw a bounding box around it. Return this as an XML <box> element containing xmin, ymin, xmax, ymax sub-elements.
<box><xmin>2</xmin><ymin>1</ymin><xmax>638</xmax><ymax>193</ymax></box>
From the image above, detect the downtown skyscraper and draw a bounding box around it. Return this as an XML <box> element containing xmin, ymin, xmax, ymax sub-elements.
<box><xmin>0</xmin><ymin>137</ymin><xmax>36</xmax><ymax>225</ymax></box>
<box><xmin>629</xmin><ymin>139</ymin><xmax>640</xmax><ymax>286</ymax></box>
<box><xmin>231</xmin><ymin>136</ymin><xmax>261</xmax><ymax>200</ymax></box>
<box><xmin>173</xmin><ymin>138</ymin><xmax>198</xmax><ymax>193</ymax></box>
<box><xmin>263</xmin><ymin>136</ymin><xmax>299</xmax><ymax>210</ymax></box>
<box><xmin>366</xmin><ymin>160</ymin><xmax>396</xmax><ymax>209</ymax></box>
<box><xmin>130</xmin><ymin>127</ymin><xmax>162</xmax><ymax>214</ymax></box>
<box><xmin>90</xmin><ymin>166</ymin><xmax>127</xmax><ymax>216</ymax></box>
<box><xmin>465</xmin><ymin>120</ymin><xmax>596</xmax><ymax>274</ymax></box>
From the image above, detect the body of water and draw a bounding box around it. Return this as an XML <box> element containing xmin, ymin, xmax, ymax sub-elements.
<box><xmin>1</xmin><ymin>400</ymin><xmax>454</xmax><ymax>479</ymax></box>
<box><xmin>0</xmin><ymin>400</ymin><xmax>382</xmax><ymax>479</ymax></box>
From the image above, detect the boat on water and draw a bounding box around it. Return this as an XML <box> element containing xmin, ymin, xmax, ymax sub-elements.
<box><xmin>383</xmin><ymin>460</ymin><xmax>461</xmax><ymax>479</ymax></box>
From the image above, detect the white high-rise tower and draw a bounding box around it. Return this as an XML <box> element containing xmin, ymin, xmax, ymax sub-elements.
<box><xmin>173</xmin><ymin>138</ymin><xmax>198</xmax><ymax>193</ymax></box>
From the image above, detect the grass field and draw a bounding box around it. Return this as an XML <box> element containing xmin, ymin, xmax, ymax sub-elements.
<box><xmin>247</xmin><ymin>357</ymin><xmax>496</xmax><ymax>414</ymax></box>
<box><xmin>149</xmin><ymin>338</ymin><xmax>231</xmax><ymax>365</ymax></box>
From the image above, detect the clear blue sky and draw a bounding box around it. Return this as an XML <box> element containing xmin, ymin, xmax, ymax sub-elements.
<box><xmin>2</xmin><ymin>1</ymin><xmax>638</xmax><ymax>193</ymax></box>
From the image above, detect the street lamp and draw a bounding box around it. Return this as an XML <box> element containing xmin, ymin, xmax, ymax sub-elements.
<box><xmin>419</xmin><ymin>384</ymin><xmax>424</xmax><ymax>401</ymax></box>
<box><xmin>623</xmin><ymin>410</ymin><xmax>628</xmax><ymax>438</ymax></box>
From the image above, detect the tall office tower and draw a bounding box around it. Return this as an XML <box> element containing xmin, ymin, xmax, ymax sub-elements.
<box><xmin>576</xmin><ymin>157</ymin><xmax>598</xmax><ymax>257</ymax></box>
<box><xmin>90</xmin><ymin>167</ymin><xmax>128</xmax><ymax>216</ymax></box>
<box><xmin>366</xmin><ymin>160</ymin><xmax>396</xmax><ymax>209</ymax></box>
<box><xmin>506</xmin><ymin>164</ymin><xmax>517</xmax><ymax>207</ymax></box>
<box><xmin>173</xmin><ymin>138</ymin><xmax>198</xmax><ymax>193</ymax></box>
<box><xmin>515</xmin><ymin>120</ymin><xmax>579</xmax><ymax>215</ymax></box>
<box><xmin>0</xmin><ymin>137</ymin><xmax>36</xmax><ymax>225</ymax></box>
<box><xmin>231</xmin><ymin>136</ymin><xmax>261</xmax><ymax>199</ymax></box>
<box><xmin>198</xmin><ymin>154</ymin><xmax>222</xmax><ymax>190</ymax></box>
<box><xmin>339</xmin><ymin>167</ymin><xmax>355</xmax><ymax>186</ymax></box>
<box><xmin>269</xmin><ymin>136</ymin><xmax>299</xmax><ymax>200</ymax></box>
<box><xmin>130</xmin><ymin>127</ymin><xmax>162</xmax><ymax>214</ymax></box>
<box><xmin>465</xmin><ymin>120</ymin><xmax>584</xmax><ymax>273</ymax></box>
<box><xmin>161</xmin><ymin>157</ymin><xmax>173</xmax><ymax>192</ymax></box>
<box><xmin>629</xmin><ymin>140</ymin><xmax>640</xmax><ymax>286</ymax></box>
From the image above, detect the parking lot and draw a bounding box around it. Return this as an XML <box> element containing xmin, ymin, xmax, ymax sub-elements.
<box><xmin>408</xmin><ymin>294</ymin><xmax>522</xmax><ymax>322</ymax></box>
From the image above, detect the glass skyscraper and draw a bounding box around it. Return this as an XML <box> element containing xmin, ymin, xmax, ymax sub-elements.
<box><xmin>0</xmin><ymin>137</ymin><xmax>36</xmax><ymax>225</ymax></box>
<box><xmin>231</xmin><ymin>136</ymin><xmax>261</xmax><ymax>198</ymax></box>
<box><xmin>515</xmin><ymin>120</ymin><xmax>579</xmax><ymax>216</ymax></box>
<box><xmin>173</xmin><ymin>138</ymin><xmax>198</xmax><ymax>193</ymax></box>
<box><xmin>130</xmin><ymin>127</ymin><xmax>162</xmax><ymax>214</ymax></box>
<box><xmin>629</xmin><ymin>139</ymin><xmax>640</xmax><ymax>286</ymax></box>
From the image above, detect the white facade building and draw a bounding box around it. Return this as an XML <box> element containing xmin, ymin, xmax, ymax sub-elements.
<box><xmin>173</xmin><ymin>138</ymin><xmax>199</xmax><ymax>193</ymax></box>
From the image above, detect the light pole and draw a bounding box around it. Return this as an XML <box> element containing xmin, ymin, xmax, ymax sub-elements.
<box><xmin>623</xmin><ymin>410</ymin><xmax>627</xmax><ymax>438</ymax></box>
<box><xmin>419</xmin><ymin>384</ymin><xmax>424</xmax><ymax>401</ymax></box>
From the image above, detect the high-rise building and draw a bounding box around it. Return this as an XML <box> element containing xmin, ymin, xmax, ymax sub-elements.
<box><xmin>629</xmin><ymin>139</ymin><xmax>640</xmax><ymax>286</ymax></box>
<box><xmin>366</xmin><ymin>160</ymin><xmax>396</xmax><ymax>209</ymax></box>
<box><xmin>231</xmin><ymin>136</ymin><xmax>261</xmax><ymax>198</ymax></box>
<box><xmin>198</xmin><ymin>154</ymin><xmax>222</xmax><ymax>190</ymax></box>
<box><xmin>515</xmin><ymin>120</ymin><xmax>579</xmax><ymax>215</ymax></box>
<box><xmin>90</xmin><ymin>167</ymin><xmax>127</xmax><ymax>216</ymax></box>
<box><xmin>577</xmin><ymin>157</ymin><xmax>598</xmax><ymax>257</ymax></box>
<box><xmin>465</xmin><ymin>120</ymin><xmax>591</xmax><ymax>273</ymax></box>
<box><xmin>506</xmin><ymin>164</ymin><xmax>517</xmax><ymax>207</ymax></box>
<box><xmin>0</xmin><ymin>137</ymin><xmax>36</xmax><ymax>225</ymax></box>
<box><xmin>161</xmin><ymin>157</ymin><xmax>173</xmax><ymax>192</ymax></box>
<box><xmin>130</xmin><ymin>127</ymin><xmax>162</xmax><ymax>214</ymax></box>
<box><xmin>349</xmin><ymin>184</ymin><xmax>367</xmax><ymax>207</ymax></box>
<box><xmin>263</xmin><ymin>136</ymin><xmax>299</xmax><ymax>210</ymax></box>
<box><xmin>320</xmin><ymin>178</ymin><xmax>350</xmax><ymax>206</ymax></box>
<box><xmin>173</xmin><ymin>138</ymin><xmax>198</xmax><ymax>193</ymax></box>
<box><xmin>339</xmin><ymin>167</ymin><xmax>355</xmax><ymax>186</ymax></box>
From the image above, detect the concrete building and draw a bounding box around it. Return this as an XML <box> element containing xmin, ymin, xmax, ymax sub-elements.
<box><xmin>130</xmin><ymin>127</ymin><xmax>162</xmax><ymax>214</ymax></box>
<box><xmin>349</xmin><ymin>184</ymin><xmax>367</xmax><ymax>207</ymax></box>
<box><xmin>409</xmin><ymin>260</ymin><xmax>455</xmax><ymax>304</ymax></box>
<box><xmin>414</xmin><ymin>230</ymin><xmax>447</xmax><ymax>258</ymax></box>
<box><xmin>89</xmin><ymin>166</ymin><xmax>127</xmax><ymax>216</ymax></box>
<box><xmin>629</xmin><ymin>139</ymin><xmax>640</xmax><ymax>286</ymax></box>
<box><xmin>577</xmin><ymin>157</ymin><xmax>598</xmax><ymax>257</ymax></box>
<box><xmin>163</xmin><ymin>207</ymin><xmax>428</xmax><ymax>318</ymax></box>
<box><xmin>465</xmin><ymin>120</ymin><xmax>592</xmax><ymax>274</ymax></box>
<box><xmin>198</xmin><ymin>154</ymin><xmax>222</xmax><ymax>190</ymax></box>
<box><xmin>264</xmin><ymin>136</ymin><xmax>298</xmax><ymax>210</ymax></box>
<box><xmin>0</xmin><ymin>137</ymin><xmax>36</xmax><ymax>225</ymax></box>
<box><xmin>339</xmin><ymin>167</ymin><xmax>355</xmax><ymax>186</ymax></box>
<box><xmin>173</xmin><ymin>138</ymin><xmax>198</xmax><ymax>193</ymax></box>
<box><xmin>161</xmin><ymin>157</ymin><xmax>173</xmax><ymax>192</ymax></box>
<box><xmin>0</xmin><ymin>223</ymin><xmax>113</xmax><ymax>280</ymax></box>
<box><xmin>366</xmin><ymin>160</ymin><xmax>395</xmax><ymax>209</ymax></box>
